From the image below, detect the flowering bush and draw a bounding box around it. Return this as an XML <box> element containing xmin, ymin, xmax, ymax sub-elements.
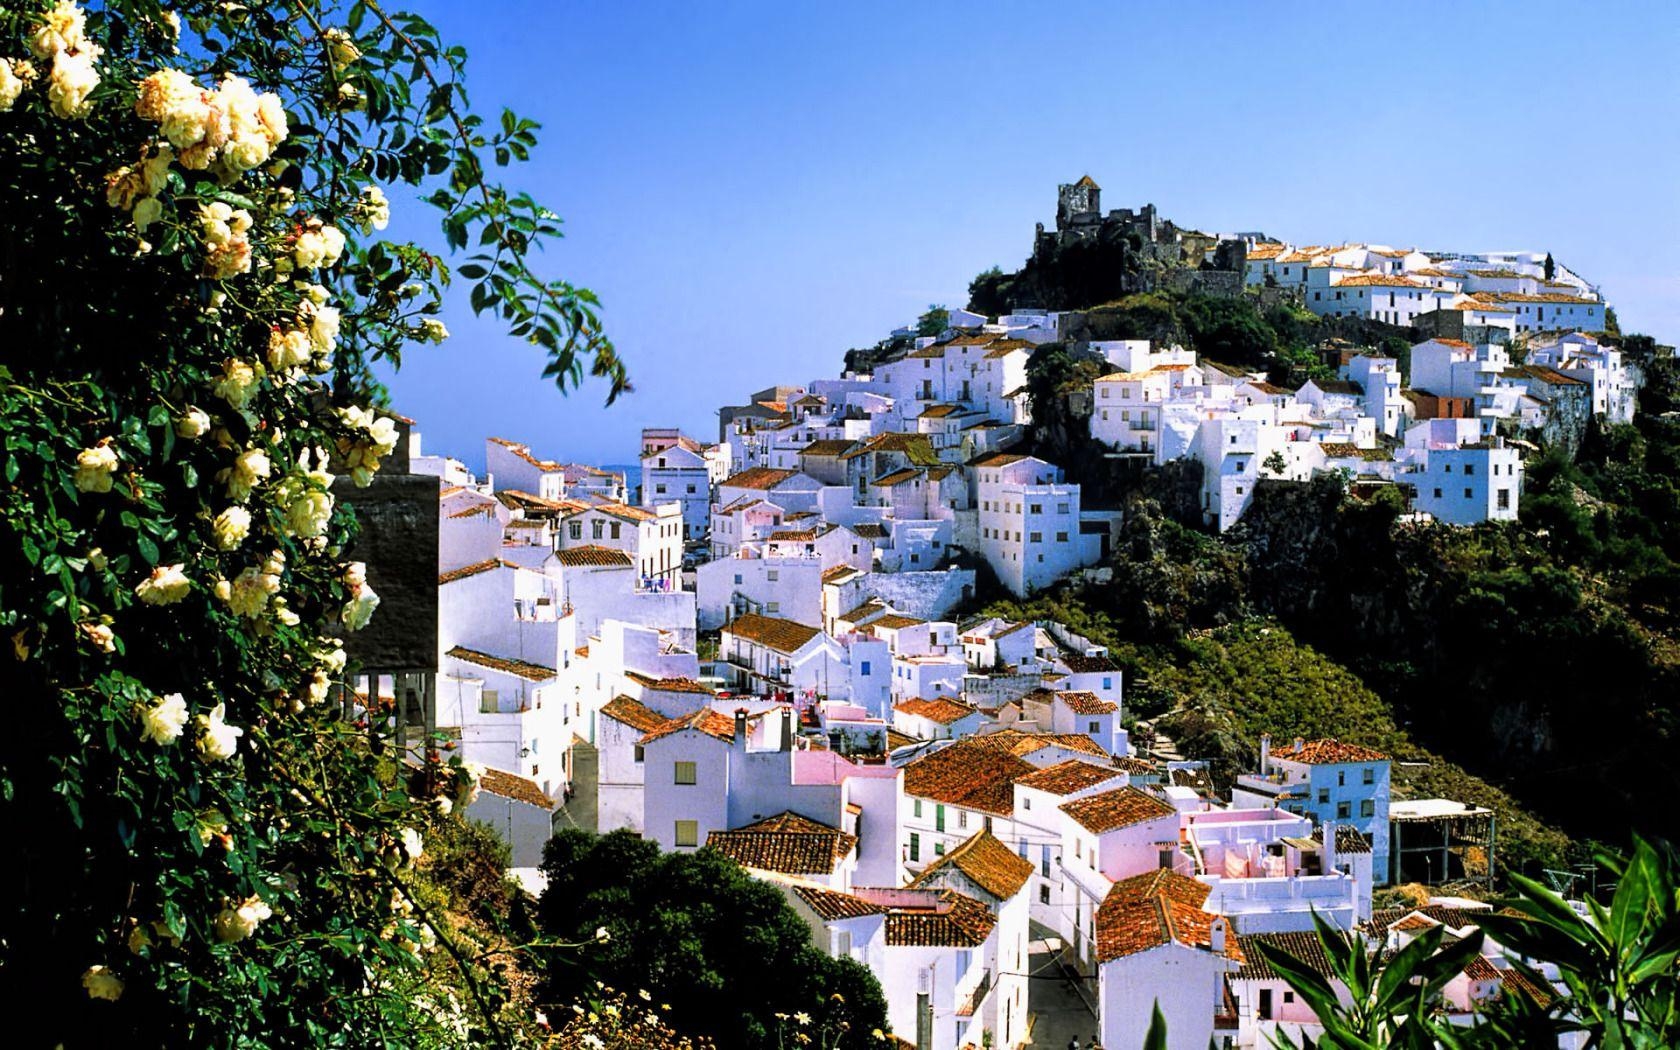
<box><xmin>0</xmin><ymin>2</ymin><xmax>623</xmax><ymax>1046</ymax></box>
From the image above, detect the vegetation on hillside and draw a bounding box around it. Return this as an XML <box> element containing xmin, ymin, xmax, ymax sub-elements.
<box><xmin>535</xmin><ymin>830</ymin><xmax>890</xmax><ymax>1050</ymax></box>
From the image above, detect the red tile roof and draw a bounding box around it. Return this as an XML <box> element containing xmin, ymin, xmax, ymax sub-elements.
<box><xmin>706</xmin><ymin>812</ymin><xmax>858</xmax><ymax>875</ymax></box>
<box><xmin>907</xmin><ymin>829</ymin><xmax>1033</xmax><ymax>900</ymax></box>
<box><xmin>1059</xmin><ymin>786</ymin><xmax>1177</xmax><ymax>834</ymax></box>
<box><xmin>1235</xmin><ymin>931</ymin><xmax>1334</xmax><ymax>980</ymax></box>
<box><xmin>1095</xmin><ymin>870</ymin><xmax>1240</xmax><ymax>964</ymax></box>
<box><xmin>902</xmin><ymin>741</ymin><xmax>1035</xmax><ymax>816</ymax></box>
<box><xmin>1057</xmin><ymin>690</ymin><xmax>1117</xmax><ymax>715</ymax></box>
<box><xmin>974</xmin><ymin>728</ymin><xmax>1110</xmax><ymax>761</ymax></box>
<box><xmin>638</xmin><ymin>707</ymin><xmax>738</xmax><ymax>745</ymax></box>
<box><xmin>554</xmin><ymin>545</ymin><xmax>635</xmax><ymax>568</ymax></box>
<box><xmin>725</xmin><ymin>613</ymin><xmax>822</xmax><ymax>654</ymax></box>
<box><xmin>721</xmin><ymin>467</ymin><xmax>797</xmax><ymax>490</ymax></box>
<box><xmin>438</xmin><ymin>558</ymin><xmax>517</xmax><ymax>585</ymax></box>
<box><xmin>894</xmin><ymin>697</ymin><xmax>979</xmax><ymax>726</ymax></box>
<box><xmin>1269</xmin><ymin>738</ymin><xmax>1389</xmax><ymax>764</ymax></box>
<box><xmin>883</xmin><ymin>890</ymin><xmax>996</xmax><ymax>948</ymax></box>
<box><xmin>1014</xmin><ymin>760</ymin><xmax>1126</xmax><ymax>796</ymax></box>
<box><xmin>477</xmin><ymin>767</ymin><xmax>554</xmax><ymax>809</ymax></box>
<box><xmin>599</xmin><ymin>695</ymin><xmax>668</xmax><ymax>734</ymax></box>
<box><xmin>624</xmin><ymin>671</ymin><xmax>715</xmax><ymax>695</ymax></box>
<box><xmin>445</xmin><ymin>646</ymin><xmax>556</xmax><ymax>682</ymax></box>
<box><xmin>790</xmin><ymin>884</ymin><xmax>883</xmax><ymax>921</ymax></box>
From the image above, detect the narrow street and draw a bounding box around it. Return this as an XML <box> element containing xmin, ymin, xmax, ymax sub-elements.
<box><xmin>1023</xmin><ymin>930</ymin><xmax>1098</xmax><ymax>1048</ymax></box>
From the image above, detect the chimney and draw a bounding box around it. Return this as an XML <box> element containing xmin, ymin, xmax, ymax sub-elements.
<box><xmin>733</xmin><ymin>708</ymin><xmax>747</xmax><ymax>744</ymax></box>
<box><xmin>1209</xmin><ymin>916</ymin><xmax>1227</xmax><ymax>955</ymax></box>
<box><xmin>1259</xmin><ymin>733</ymin><xmax>1271</xmax><ymax>774</ymax></box>
<box><xmin>1323</xmin><ymin>819</ymin><xmax>1338</xmax><ymax>874</ymax></box>
<box><xmin>1293</xmin><ymin>736</ymin><xmax>1305</xmax><ymax>754</ymax></box>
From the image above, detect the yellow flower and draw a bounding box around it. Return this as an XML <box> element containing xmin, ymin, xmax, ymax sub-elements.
<box><xmin>213</xmin><ymin>894</ymin><xmax>271</xmax><ymax>943</ymax></box>
<box><xmin>135</xmin><ymin>563</ymin><xmax>191</xmax><ymax>604</ymax></box>
<box><xmin>138</xmin><ymin>693</ymin><xmax>189</xmax><ymax>745</ymax></box>
<box><xmin>73</xmin><ymin>440</ymin><xmax>119</xmax><ymax>493</ymax></box>
<box><xmin>195</xmin><ymin>703</ymin><xmax>243</xmax><ymax>761</ymax></box>
<box><xmin>0</xmin><ymin>59</ymin><xmax>26</xmax><ymax>112</ymax></box>
<box><xmin>80</xmin><ymin>964</ymin><xmax>124</xmax><ymax>1002</ymax></box>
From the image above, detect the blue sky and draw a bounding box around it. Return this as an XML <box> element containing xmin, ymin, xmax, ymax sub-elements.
<box><xmin>381</xmin><ymin>1</ymin><xmax>1680</xmax><ymax>471</ymax></box>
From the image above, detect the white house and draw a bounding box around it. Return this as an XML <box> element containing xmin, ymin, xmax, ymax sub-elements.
<box><xmin>557</xmin><ymin>502</ymin><xmax>685</xmax><ymax>585</ymax></box>
<box><xmin>696</xmin><ymin>550</ymin><xmax>825</xmax><ymax>630</ymax></box>
<box><xmin>1233</xmin><ymin>736</ymin><xmax>1391</xmax><ymax>883</ymax></box>
<box><xmin>640</xmin><ymin>433</ymin><xmax>714</xmax><ymax>541</ymax></box>
<box><xmin>975</xmin><ymin>453</ymin><xmax>1093</xmax><ymax>596</ymax></box>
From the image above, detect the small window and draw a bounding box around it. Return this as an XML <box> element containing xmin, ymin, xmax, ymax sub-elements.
<box><xmin>908</xmin><ymin>832</ymin><xmax>920</xmax><ymax>862</ymax></box>
<box><xmin>1361</xmin><ymin>799</ymin><xmax>1376</xmax><ymax>818</ymax></box>
<box><xmin>1317</xmin><ymin>788</ymin><xmax>1330</xmax><ymax>804</ymax></box>
<box><xmin>674</xmin><ymin>820</ymin><xmax>699</xmax><ymax>847</ymax></box>
<box><xmin>860</xmin><ymin>661</ymin><xmax>871</xmax><ymax>675</ymax></box>
<box><xmin>913</xmin><ymin>799</ymin><xmax>922</xmax><ymax>818</ymax></box>
<box><xmin>674</xmin><ymin>761</ymin><xmax>697</xmax><ymax>785</ymax></box>
<box><xmin>1040</xmin><ymin>884</ymin><xmax>1050</xmax><ymax>904</ymax></box>
<box><xmin>633</xmin><ymin>745</ymin><xmax>644</xmax><ymax>763</ymax></box>
<box><xmin>934</xmin><ymin>841</ymin><xmax>946</xmax><ymax>857</ymax></box>
<box><xmin>1337</xmin><ymin>801</ymin><xmax>1352</xmax><ymax>819</ymax></box>
<box><xmin>479</xmin><ymin>689</ymin><xmax>500</xmax><ymax>714</ymax></box>
<box><xmin>655</xmin><ymin>484</ymin><xmax>667</xmax><ymax>494</ymax></box>
<box><xmin>1088</xmin><ymin>721</ymin><xmax>1100</xmax><ymax>733</ymax></box>
<box><xmin>1362</xmin><ymin>767</ymin><xmax>1375</xmax><ymax>785</ymax></box>
<box><xmin>1022</xmin><ymin>797</ymin><xmax>1031</xmax><ymax>810</ymax></box>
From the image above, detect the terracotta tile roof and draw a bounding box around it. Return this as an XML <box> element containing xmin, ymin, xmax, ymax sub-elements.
<box><xmin>768</xmin><ymin>529</ymin><xmax>818</xmax><ymax>542</ymax></box>
<box><xmin>445</xmin><ymin>645</ymin><xmax>557</xmax><ymax>682</ymax></box>
<box><xmin>721</xmin><ymin>467</ymin><xmax>797</xmax><ymax>490</ymax></box>
<box><xmin>1312</xmin><ymin>379</ymin><xmax>1363</xmax><ymax>396</ymax></box>
<box><xmin>838</xmin><ymin>599</ymin><xmax>888</xmax><ymax>624</ymax></box>
<box><xmin>906</xmin><ymin>346</ymin><xmax>946</xmax><ymax>359</ymax></box>
<box><xmin>883</xmin><ymin>889</ymin><xmax>996</xmax><ymax>948</ymax></box>
<box><xmin>638</xmin><ymin>706</ymin><xmax>738</xmax><ymax>746</ymax></box>
<box><xmin>894</xmin><ymin>697</ymin><xmax>979</xmax><ymax>725</ymax></box>
<box><xmin>971</xmin><ymin>452</ymin><xmax>1029</xmax><ymax>468</ymax></box>
<box><xmin>1367</xmin><ymin>905</ymin><xmax>1494</xmax><ymax>934</ymax></box>
<box><xmin>1319</xmin><ymin>825</ymin><xmax>1372</xmax><ymax>854</ymax></box>
<box><xmin>873</xmin><ymin>468</ymin><xmax>922</xmax><ymax>488</ymax></box>
<box><xmin>872</xmin><ymin>614</ymin><xmax>927</xmax><ymax>631</ymax></box>
<box><xmin>624</xmin><ymin>671</ymin><xmax>715</xmax><ymax>695</ymax></box>
<box><xmin>848</xmin><ymin>523</ymin><xmax>889</xmax><ymax>540</ymax></box>
<box><xmin>1391</xmin><ymin>913</ymin><xmax>1440</xmax><ymax>932</ymax></box>
<box><xmin>902</xmin><ymin>740</ymin><xmax>1035</xmax><ymax>816</ymax></box>
<box><xmin>1510</xmin><ymin>364</ymin><xmax>1587</xmax><ymax>386</ymax></box>
<box><xmin>1058</xmin><ymin>652</ymin><xmax>1117</xmax><ymax>674</ymax></box>
<box><xmin>706</xmin><ymin>812</ymin><xmax>858</xmax><ymax>875</ymax></box>
<box><xmin>885</xmin><ymin>728</ymin><xmax>918</xmax><ymax>750</ymax></box>
<box><xmin>599</xmin><ymin>695</ymin><xmax>669</xmax><ymax>734</ymax></box>
<box><xmin>1057</xmin><ymin>690</ymin><xmax>1117</xmax><ymax>715</ymax></box>
<box><xmin>1014</xmin><ymin>759</ymin><xmax>1126</xmax><ymax>796</ymax></box>
<box><xmin>944</xmin><ymin>332</ymin><xmax>1001</xmax><ymax>347</ymax></box>
<box><xmin>839</xmin><ymin>433</ymin><xmax>941</xmax><ymax>466</ymax></box>
<box><xmin>1463</xmin><ymin>954</ymin><xmax>1501</xmax><ymax>982</ymax></box>
<box><xmin>1490</xmin><ymin>291</ymin><xmax>1599</xmax><ymax>305</ymax></box>
<box><xmin>1059</xmin><ymin>785</ymin><xmax>1176</xmax><ymax>834</ymax></box>
<box><xmin>449</xmin><ymin>503</ymin><xmax>496</xmax><ymax>519</ymax></box>
<box><xmin>438</xmin><ymin>558</ymin><xmax>517</xmax><ymax>585</ymax></box>
<box><xmin>554</xmin><ymin>545</ymin><xmax>635</xmax><ymax>568</ymax></box>
<box><xmin>1269</xmin><ymin>738</ymin><xmax>1389</xmax><ymax>764</ymax></box>
<box><xmin>919</xmin><ymin>404</ymin><xmax>963</xmax><ymax>418</ymax></box>
<box><xmin>725</xmin><ymin>613</ymin><xmax>823</xmax><ymax>654</ymax></box>
<box><xmin>907</xmin><ymin>829</ymin><xmax>1033</xmax><ymax>900</ymax></box>
<box><xmin>1245</xmin><ymin>242</ymin><xmax>1288</xmax><ymax>260</ymax></box>
<box><xmin>975</xmin><ymin>728</ymin><xmax>1110</xmax><ymax>760</ymax></box>
<box><xmin>477</xmin><ymin>767</ymin><xmax>554</xmax><ymax>809</ymax></box>
<box><xmin>1334</xmin><ymin>273</ymin><xmax>1426</xmax><ymax>288</ymax></box>
<box><xmin>791</xmin><ymin>884</ymin><xmax>882</xmax><ymax>921</ymax></box>
<box><xmin>593</xmin><ymin>502</ymin><xmax>656</xmax><ymax>522</ymax></box>
<box><xmin>800</xmin><ymin>439</ymin><xmax>859</xmax><ymax>458</ymax></box>
<box><xmin>822</xmin><ymin>564</ymin><xmax>862</xmax><ymax>584</ymax></box>
<box><xmin>1095</xmin><ymin>870</ymin><xmax>1239</xmax><ymax>964</ymax></box>
<box><xmin>984</xmin><ymin>340</ymin><xmax>1034</xmax><ymax>356</ymax></box>
<box><xmin>1235</xmin><ymin>931</ymin><xmax>1335</xmax><ymax>980</ymax></box>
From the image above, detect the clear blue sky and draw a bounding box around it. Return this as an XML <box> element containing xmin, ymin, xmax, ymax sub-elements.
<box><xmin>381</xmin><ymin>1</ymin><xmax>1680</xmax><ymax>471</ymax></box>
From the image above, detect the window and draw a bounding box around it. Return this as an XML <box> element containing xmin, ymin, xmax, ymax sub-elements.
<box><xmin>1433</xmin><ymin>488</ymin><xmax>1443</xmax><ymax>499</ymax></box>
<box><xmin>1464</xmin><ymin>488</ymin><xmax>1473</xmax><ymax>499</ymax></box>
<box><xmin>860</xmin><ymin>660</ymin><xmax>871</xmax><ymax>675</ymax></box>
<box><xmin>568</xmin><ymin>521</ymin><xmax>582</xmax><ymax>540</ymax></box>
<box><xmin>633</xmin><ymin>745</ymin><xmax>644</xmax><ymax>763</ymax></box>
<box><xmin>1337</xmin><ymin>771</ymin><xmax>1346</xmax><ymax>787</ymax></box>
<box><xmin>1465</xmin><ymin>463</ymin><xmax>1475</xmax><ymax>476</ymax></box>
<box><xmin>766</xmin><ymin>602</ymin><xmax>779</xmax><ymax>614</ymax></box>
<box><xmin>913</xmin><ymin>799</ymin><xmax>922</xmax><ymax>819</ymax></box>
<box><xmin>674</xmin><ymin>820</ymin><xmax>699</xmax><ymax>847</ymax></box>
<box><xmin>686</xmin><ymin>484</ymin><xmax>696</xmax><ymax>494</ymax></box>
<box><xmin>934</xmin><ymin>841</ymin><xmax>946</xmax><ymax>857</ymax></box>
<box><xmin>1497</xmin><ymin>489</ymin><xmax>1510</xmax><ymax>510</ymax></box>
<box><xmin>609</xmin><ymin>522</ymin><xmax>621</xmax><ymax>539</ymax></box>
<box><xmin>1022</xmin><ymin>797</ymin><xmax>1031</xmax><ymax>811</ymax></box>
<box><xmin>1039</xmin><ymin>885</ymin><xmax>1050</xmax><ymax>905</ymax></box>
<box><xmin>767</xmin><ymin>569</ymin><xmax>779</xmax><ymax>582</ymax></box>
<box><xmin>1087</xmin><ymin>720</ymin><xmax>1101</xmax><ymax>733</ymax></box>
<box><xmin>1317</xmin><ymin>788</ymin><xmax>1330</xmax><ymax>804</ymax></box>
<box><xmin>1029</xmin><ymin>531</ymin><xmax>1042</xmax><ymax>543</ymax></box>
<box><xmin>958</xmin><ymin>810</ymin><xmax>968</xmax><ymax>829</ymax></box>
<box><xmin>1361</xmin><ymin>799</ymin><xmax>1376</xmax><ymax>818</ymax></box>
<box><xmin>674</xmin><ymin>761</ymin><xmax>697</xmax><ymax>785</ymax></box>
<box><xmin>1056</xmin><ymin>531</ymin><xmax>1068</xmax><ymax>543</ymax></box>
<box><xmin>733</xmin><ymin>574</ymin><xmax>743</xmax><ymax>585</ymax></box>
<box><xmin>908</xmin><ymin>833</ymin><xmax>920</xmax><ymax>862</ymax></box>
<box><xmin>591</xmin><ymin>520</ymin><xmax>604</xmax><ymax>539</ymax></box>
<box><xmin>1029</xmin><ymin>503</ymin><xmax>1042</xmax><ymax>514</ymax></box>
<box><xmin>1057</xmin><ymin>503</ymin><xmax>1070</xmax><ymax>514</ymax></box>
<box><xmin>935</xmin><ymin>805</ymin><xmax>946</xmax><ymax>832</ymax></box>
<box><xmin>479</xmin><ymin>689</ymin><xmax>500</xmax><ymax>714</ymax></box>
<box><xmin>1337</xmin><ymin>801</ymin><xmax>1352</xmax><ymax>819</ymax></box>
<box><xmin>1362</xmin><ymin>767</ymin><xmax>1375</xmax><ymax>785</ymax></box>
<box><xmin>655</xmin><ymin>484</ymin><xmax>666</xmax><ymax>494</ymax></box>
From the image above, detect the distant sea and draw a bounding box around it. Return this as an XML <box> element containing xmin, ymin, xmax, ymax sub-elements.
<box><xmin>602</xmin><ymin>464</ymin><xmax>641</xmax><ymax>502</ymax></box>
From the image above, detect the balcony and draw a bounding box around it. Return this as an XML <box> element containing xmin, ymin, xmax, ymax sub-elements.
<box><xmin>954</xmin><ymin>968</ymin><xmax>992</xmax><ymax>1018</ymax></box>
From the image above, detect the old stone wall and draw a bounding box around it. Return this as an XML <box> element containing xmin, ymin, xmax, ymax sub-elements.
<box><xmin>867</xmin><ymin>568</ymin><xmax>977</xmax><ymax>622</ymax></box>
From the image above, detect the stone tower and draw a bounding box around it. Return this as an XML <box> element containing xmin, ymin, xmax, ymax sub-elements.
<box><xmin>1056</xmin><ymin>174</ymin><xmax>1101</xmax><ymax>230</ymax></box>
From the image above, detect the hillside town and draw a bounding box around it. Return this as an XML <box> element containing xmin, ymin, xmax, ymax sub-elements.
<box><xmin>363</xmin><ymin>179</ymin><xmax>1666</xmax><ymax>1048</ymax></box>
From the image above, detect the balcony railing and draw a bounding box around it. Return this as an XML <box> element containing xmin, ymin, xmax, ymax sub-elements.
<box><xmin>954</xmin><ymin>969</ymin><xmax>992</xmax><ymax>1018</ymax></box>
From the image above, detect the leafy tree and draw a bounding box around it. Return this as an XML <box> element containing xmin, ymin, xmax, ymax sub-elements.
<box><xmin>916</xmin><ymin>303</ymin><xmax>950</xmax><ymax>337</ymax></box>
<box><xmin>0</xmin><ymin>1</ymin><xmax>621</xmax><ymax>1045</ymax></box>
<box><xmin>1544</xmin><ymin>252</ymin><xmax>1556</xmax><ymax>282</ymax></box>
<box><xmin>967</xmin><ymin>265</ymin><xmax>1009</xmax><ymax>317</ymax></box>
<box><xmin>535</xmin><ymin>830</ymin><xmax>890</xmax><ymax>1050</ymax></box>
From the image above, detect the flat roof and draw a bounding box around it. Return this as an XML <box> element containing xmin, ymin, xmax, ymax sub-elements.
<box><xmin>1390</xmin><ymin>798</ymin><xmax>1494</xmax><ymax>822</ymax></box>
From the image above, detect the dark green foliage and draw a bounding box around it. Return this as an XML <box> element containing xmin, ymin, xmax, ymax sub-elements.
<box><xmin>916</xmin><ymin>304</ymin><xmax>950</xmax><ymax>338</ymax></box>
<box><xmin>535</xmin><ymin>830</ymin><xmax>890</xmax><ymax>1050</ymax></box>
